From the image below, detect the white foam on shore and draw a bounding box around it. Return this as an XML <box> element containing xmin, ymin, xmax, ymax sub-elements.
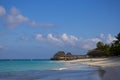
<box><xmin>53</xmin><ymin>67</ymin><xmax>68</xmax><ymax>70</ymax></box>
<box><xmin>58</xmin><ymin>68</ymin><xmax>67</xmax><ymax>70</ymax></box>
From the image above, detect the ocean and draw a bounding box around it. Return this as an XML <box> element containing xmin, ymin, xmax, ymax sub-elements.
<box><xmin>0</xmin><ymin>59</ymin><xmax>102</xmax><ymax>80</ymax></box>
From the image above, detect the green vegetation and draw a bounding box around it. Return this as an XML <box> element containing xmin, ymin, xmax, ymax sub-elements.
<box><xmin>110</xmin><ymin>33</ymin><xmax>120</xmax><ymax>56</ymax></box>
<box><xmin>87</xmin><ymin>32</ymin><xmax>120</xmax><ymax>57</ymax></box>
<box><xmin>87</xmin><ymin>50</ymin><xmax>105</xmax><ymax>57</ymax></box>
<box><xmin>66</xmin><ymin>52</ymin><xmax>74</xmax><ymax>60</ymax></box>
<box><xmin>51</xmin><ymin>51</ymin><xmax>75</xmax><ymax>60</ymax></box>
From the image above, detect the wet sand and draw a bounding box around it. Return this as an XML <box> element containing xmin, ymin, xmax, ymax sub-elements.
<box><xmin>66</xmin><ymin>57</ymin><xmax>120</xmax><ymax>80</ymax></box>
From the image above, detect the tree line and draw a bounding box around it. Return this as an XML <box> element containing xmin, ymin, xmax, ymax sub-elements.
<box><xmin>51</xmin><ymin>51</ymin><xmax>73</xmax><ymax>60</ymax></box>
<box><xmin>87</xmin><ymin>32</ymin><xmax>120</xmax><ymax>57</ymax></box>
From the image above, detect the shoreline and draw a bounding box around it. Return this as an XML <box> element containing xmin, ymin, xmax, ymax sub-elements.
<box><xmin>65</xmin><ymin>57</ymin><xmax>120</xmax><ymax>80</ymax></box>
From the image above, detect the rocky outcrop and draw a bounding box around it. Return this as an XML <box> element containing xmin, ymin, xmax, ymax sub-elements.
<box><xmin>65</xmin><ymin>52</ymin><xmax>74</xmax><ymax>60</ymax></box>
<box><xmin>51</xmin><ymin>51</ymin><xmax>87</xmax><ymax>60</ymax></box>
<box><xmin>51</xmin><ymin>51</ymin><xmax>75</xmax><ymax>60</ymax></box>
<box><xmin>51</xmin><ymin>51</ymin><xmax>65</xmax><ymax>60</ymax></box>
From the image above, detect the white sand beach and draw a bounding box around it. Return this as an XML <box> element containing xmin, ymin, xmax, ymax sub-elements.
<box><xmin>66</xmin><ymin>57</ymin><xmax>120</xmax><ymax>80</ymax></box>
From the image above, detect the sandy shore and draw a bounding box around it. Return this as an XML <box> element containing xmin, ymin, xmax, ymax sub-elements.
<box><xmin>66</xmin><ymin>57</ymin><xmax>120</xmax><ymax>80</ymax></box>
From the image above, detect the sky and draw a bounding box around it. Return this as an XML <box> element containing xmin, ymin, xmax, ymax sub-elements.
<box><xmin>0</xmin><ymin>0</ymin><xmax>120</xmax><ymax>59</ymax></box>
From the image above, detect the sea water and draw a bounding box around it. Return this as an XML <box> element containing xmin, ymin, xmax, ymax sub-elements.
<box><xmin>0</xmin><ymin>60</ymin><xmax>102</xmax><ymax>80</ymax></box>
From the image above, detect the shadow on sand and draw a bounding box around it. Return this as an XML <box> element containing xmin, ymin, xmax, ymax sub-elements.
<box><xmin>98</xmin><ymin>69</ymin><xmax>106</xmax><ymax>80</ymax></box>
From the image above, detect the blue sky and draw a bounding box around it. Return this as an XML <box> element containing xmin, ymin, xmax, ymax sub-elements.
<box><xmin>0</xmin><ymin>0</ymin><xmax>120</xmax><ymax>59</ymax></box>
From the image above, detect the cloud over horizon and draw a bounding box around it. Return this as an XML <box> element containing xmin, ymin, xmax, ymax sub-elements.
<box><xmin>0</xmin><ymin>5</ymin><xmax>56</xmax><ymax>28</ymax></box>
<box><xmin>35</xmin><ymin>33</ymin><xmax>116</xmax><ymax>50</ymax></box>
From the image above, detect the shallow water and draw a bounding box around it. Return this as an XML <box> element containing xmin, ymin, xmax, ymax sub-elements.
<box><xmin>0</xmin><ymin>60</ymin><xmax>102</xmax><ymax>80</ymax></box>
<box><xmin>0</xmin><ymin>70</ymin><xmax>101</xmax><ymax>80</ymax></box>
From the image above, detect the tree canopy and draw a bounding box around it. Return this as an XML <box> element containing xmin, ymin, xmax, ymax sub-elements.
<box><xmin>87</xmin><ymin>32</ymin><xmax>120</xmax><ymax>57</ymax></box>
<box><xmin>51</xmin><ymin>51</ymin><xmax>65</xmax><ymax>60</ymax></box>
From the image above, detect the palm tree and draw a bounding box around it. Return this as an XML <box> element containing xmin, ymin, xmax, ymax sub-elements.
<box><xmin>110</xmin><ymin>32</ymin><xmax>120</xmax><ymax>56</ymax></box>
<box><xmin>96</xmin><ymin>41</ymin><xmax>104</xmax><ymax>50</ymax></box>
<box><xmin>115</xmin><ymin>32</ymin><xmax>120</xmax><ymax>42</ymax></box>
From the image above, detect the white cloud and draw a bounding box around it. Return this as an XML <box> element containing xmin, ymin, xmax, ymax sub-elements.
<box><xmin>82</xmin><ymin>44</ymin><xmax>93</xmax><ymax>49</ymax></box>
<box><xmin>91</xmin><ymin>38</ymin><xmax>101</xmax><ymax>43</ymax></box>
<box><xmin>99</xmin><ymin>34</ymin><xmax>117</xmax><ymax>44</ymax></box>
<box><xmin>35</xmin><ymin>33</ymin><xmax>116</xmax><ymax>50</ymax></box>
<box><xmin>69</xmin><ymin>35</ymin><xmax>78</xmax><ymax>45</ymax></box>
<box><xmin>47</xmin><ymin>34</ymin><xmax>62</xmax><ymax>44</ymax></box>
<box><xmin>70</xmin><ymin>35</ymin><xmax>78</xmax><ymax>41</ymax></box>
<box><xmin>35</xmin><ymin>34</ymin><xmax>44</xmax><ymax>41</ymax></box>
<box><xmin>1</xmin><ymin>6</ymin><xmax>29</xmax><ymax>28</ymax></box>
<box><xmin>0</xmin><ymin>5</ymin><xmax>55</xmax><ymax>28</ymax></box>
<box><xmin>60</xmin><ymin>33</ymin><xmax>79</xmax><ymax>46</ymax></box>
<box><xmin>100</xmin><ymin>33</ymin><xmax>104</xmax><ymax>38</ymax></box>
<box><xmin>61</xmin><ymin>33</ymin><xmax>68</xmax><ymax>41</ymax></box>
<box><xmin>0</xmin><ymin>6</ymin><xmax>6</xmax><ymax>16</ymax></box>
<box><xmin>106</xmin><ymin>34</ymin><xmax>117</xmax><ymax>43</ymax></box>
<box><xmin>7</xmin><ymin>7</ymin><xmax>29</xmax><ymax>28</ymax></box>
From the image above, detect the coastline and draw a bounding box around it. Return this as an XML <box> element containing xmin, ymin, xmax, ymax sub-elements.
<box><xmin>65</xmin><ymin>57</ymin><xmax>120</xmax><ymax>80</ymax></box>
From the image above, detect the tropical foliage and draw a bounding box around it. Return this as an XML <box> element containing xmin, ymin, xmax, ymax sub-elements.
<box><xmin>87</xmin><ymin>32</ymin><xmax>120</xmax><ymax>57</ymax></box>
<box><xmin>51</xmin><ymin>51</ymin><xmax>74</xmax><ymax>60</ymax></box>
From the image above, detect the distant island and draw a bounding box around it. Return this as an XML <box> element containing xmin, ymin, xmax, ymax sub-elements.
<box><xmin>51</xmin><ymin>51</ymin><xmax>87</xmax><ymax>60</ymax></box>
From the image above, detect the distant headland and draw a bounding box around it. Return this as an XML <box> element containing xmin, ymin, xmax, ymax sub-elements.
<box><xmin>50</xmin><ymin>51</ymin><xmax>87</xmax><ymax>60</ymax></box>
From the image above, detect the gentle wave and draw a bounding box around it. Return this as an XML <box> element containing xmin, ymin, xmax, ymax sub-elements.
<box><xmin>0</xmin><ymin>60</ymin><xmax>102</xmax><ymax>80</ymax></box>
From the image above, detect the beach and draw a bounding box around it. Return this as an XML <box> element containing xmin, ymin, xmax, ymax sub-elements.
<box><xmin>67</xmin><ymin>57</ymin><xmax>120</xmax><ymax>80</ymax></box>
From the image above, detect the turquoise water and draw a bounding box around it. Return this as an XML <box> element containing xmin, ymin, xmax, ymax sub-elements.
<box><xmin>0</xmin><ymin>60</ymin><xmax>102</xmax><ymax>80</ymax></box>
<box><xmin>0</xmin><ymin>60</ymin><xmax>64</xmax><ymax>72</ymax></box>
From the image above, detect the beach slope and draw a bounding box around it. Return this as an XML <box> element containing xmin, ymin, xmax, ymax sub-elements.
<box><xmin>68</xmin><ymin>57</ymin><xmax>120</xmax><ymax>80</ymax></box>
